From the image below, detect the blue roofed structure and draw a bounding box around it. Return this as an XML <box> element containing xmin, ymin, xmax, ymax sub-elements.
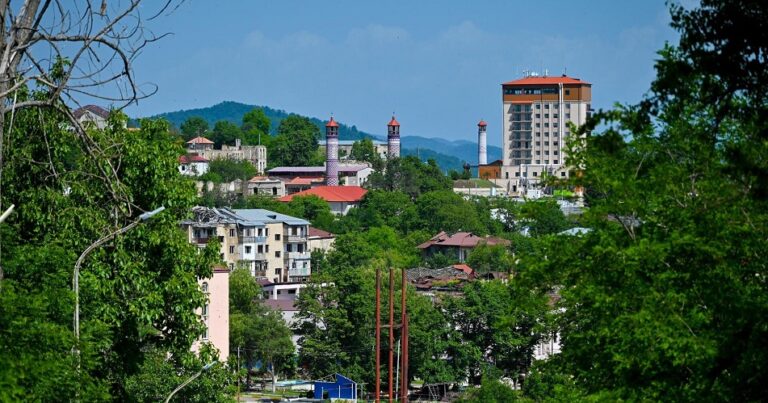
<box><xmin>313</xmin><ymin>373</ymin><xmax>358</xmax><ymax>401</ymax></box>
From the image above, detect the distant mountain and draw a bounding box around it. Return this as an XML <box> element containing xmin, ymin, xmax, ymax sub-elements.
<box><xmin>144</xmin><ymin>101</ymin><xmax>498</xmax><ymax>172</ymax></box>
<box><xmin>148</xmin><ymin>101</ymin><xmax>371</xmax><ymax>141</ymax></box>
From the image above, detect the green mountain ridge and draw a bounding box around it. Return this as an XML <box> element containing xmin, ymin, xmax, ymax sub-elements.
<box><xmin>145</xmin><ymin>101</ymin><xmax>501</xmax><ymax>172</ymax></box>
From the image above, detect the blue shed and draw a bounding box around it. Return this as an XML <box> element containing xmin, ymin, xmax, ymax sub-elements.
<box><xmin>313</xmin><ymin>373</ymin><xmax>358</xmax><ymax>401</ymax></box>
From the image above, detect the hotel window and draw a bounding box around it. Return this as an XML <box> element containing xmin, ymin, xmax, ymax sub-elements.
<box><xmin>554</xmin><ymin>122</ymin><xmax>559</xmax><ymax>127</ymax></box>
<box><xmin>554</xmin><ymin>141</ymin><xmax>559</xmax><ymax>146</ymax></box>
<box><xmin>554</xmin><ymin>151</ymin><xmax>559</xmax><ymax>155</ymax></box>
<box><xmin>545</xmin><ymin>151</ymin><xmax>549</xmax><ymax>155</ymax></box>
<box><xmin>535</xmin><ymin>113</ymin><xmax>541</xmax><ymax>118</ymax></box>
<box><xmin>544</xmin><ymin>113</ymin><xmax>549</xmax><ymax>118</ymax></box>
<box><xmin>229</xmin><ymin>245</ymin><xmax>235</xmax><ymax>254</ymax></box>
<box><xmin>536</xmin><ymin>123</ymin><xmax>540</xmax><ymax>128</ymax></box>
<box><xmin>553</xmin><ymin>113</ymin><xmax>559</xmax><ymax>118</ymax></box>
<box><xmin>536</xmin><ymin>151</ymin><xmax>541</xmax><ymax>155</ymax></box>
<box><xmin>566</xmin><ymin>113</ymin><xmax>571</xmax><ymax>118</ymax></box>
<box><xmin>536</xmin><ymin>141</ymin><xmax>541</xmax><ymax>146</ymax></box>
<box><xmin>535</xmin><ymin>104</ymin><xmax>541</xmax><ymax>109</ymax></box>
<box><xmin>544</xmin><ymin>104</ymin><xmax>550</xmax><ymax>109</ymax></box>
<box><xmin>544</xmin><ymin>123</ymin><xmax>549</xmax><ymax>127</ymax></box>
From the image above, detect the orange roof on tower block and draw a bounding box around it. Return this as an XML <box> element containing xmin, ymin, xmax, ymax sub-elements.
<box><xmin>278</xmin><ymin>186</ymin><xmax>367</xmax><ymax>203</ymax></box>
<box><xmin>503</xmin><ymin>75</ymin><xmax>590</xmax><ymax>86</ymax></box>
<box><xmin>387</xmin><ymin>116</ymin><xmax>400</xmax><ymax>127</ymax></box>
<box><xmin>478</xmin><ymin>120</ymin><xmax>487</xmax><ymax>127</ymax></box>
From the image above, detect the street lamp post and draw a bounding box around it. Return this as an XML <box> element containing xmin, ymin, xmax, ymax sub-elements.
<box><xmin>72</xmin><ymin>206</ymin><xmax>165</xmax><ymax>356</ymax></box>
<box><xmin>164</xmin><ymin>362</ymin><xmax>216</xmax><ymax>403</ymax></box>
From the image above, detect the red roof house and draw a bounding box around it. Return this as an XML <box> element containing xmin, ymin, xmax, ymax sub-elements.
<box><xmin>278</xmin><ymin>186</ymin><xmax>367</xmax><ymax>216</ymax></box>
<box><xmin>418</xmin><ymin>231</ymin><xmax>510</xmax><ymax>263</ymax></box>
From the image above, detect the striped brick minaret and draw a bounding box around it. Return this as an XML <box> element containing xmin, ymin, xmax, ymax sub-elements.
<box><xmin>387</xmin><ymin>116</ymin><xmax>400</xmax><ymax>159</ymax></box>
<box><xmin>325</xmin><ymin>117</ymin><xmax>339</xmax><ymax>186</ymax></box>
<box><xmin>478</xmin><ymin>119</ymin><xmax>488</xmax><ymax>165</ymax></box>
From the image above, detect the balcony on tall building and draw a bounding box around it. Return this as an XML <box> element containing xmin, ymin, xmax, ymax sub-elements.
<box><xmin>287</xmin><ymin>235</ymin><xmax>306</xmax><ymax>243</ymax></box>
<box><xmin>287</xmin><ymin>251</ymin><xmax>311</xmax><ymax>260</ymax></box>
<box><xmin>239</xmin><ymin>236</ymin><xmax>267</xmax><ymax>244</ymax></box>
<box><xmin>288</xmin><ymin>267</ymin><xmax>311</xmax><ymax>278</ymax></box>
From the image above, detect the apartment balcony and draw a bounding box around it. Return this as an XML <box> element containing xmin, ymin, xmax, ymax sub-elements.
<box><xmin>240</xmin><ymin>236</ymin><xmax>267</xmax><ymax>244</ymax></box>
<box><xmin>288</xmin><ymin>252</ymin><xmax>311</xmax><ymax>260</ymax></box>
<box><xmin>288</xmin><ymin>267</ymin><xmax>311</xmax><ymax>277</ymax></box>
<box><xmin>287</xmin><ymin>235</ymin><xmax>306</xmax><ymax>243</ymax></box>
<box><xmin>192</xmin><ymin>236</ymin><xmax>222</xmax><ymax>245</ymax></box>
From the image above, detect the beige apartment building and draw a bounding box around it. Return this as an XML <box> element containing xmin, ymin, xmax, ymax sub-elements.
<box><xmin>496</xmin><ymin>73</ymin><xmax>591</xmax><ymax>195</ymax></box>
<box><xmin>182</xmin><ymin>207</ymin><xmax>311</xmax><ymax>283</ymax></box>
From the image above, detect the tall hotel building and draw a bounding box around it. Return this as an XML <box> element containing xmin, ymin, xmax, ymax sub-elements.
<box><xmin>499</xmin><ymin>74</ymin><xmax>591</xmax><ymax>194</ymax></box>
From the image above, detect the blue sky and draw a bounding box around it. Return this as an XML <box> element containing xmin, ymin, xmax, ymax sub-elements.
<box><xmin>126</xmin><ymin>0</ymin><xmax>677</xmax><ymax>146</ymax></box>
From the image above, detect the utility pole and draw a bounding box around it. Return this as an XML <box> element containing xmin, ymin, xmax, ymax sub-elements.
<box><xmin>375</xmin><ymin>268</ymin><xmax>381</xmax><ymax>403</ymax></box>
<box><xmin>388</xmin><ymin>268</ymin><xmax>395</xmax><ymax>403</ymax></box>
<box><xmin>400</xmin><ymin>268</ymin><xmax>409</xmax><ymax>403</ymax></box>
<box><xmin>236</xmin><ymin>347</ymin><xmax>241</xmax><ymax>402</ymax></box>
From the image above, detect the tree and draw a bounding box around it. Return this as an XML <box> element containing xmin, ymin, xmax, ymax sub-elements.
<box><xmin>367</xmin><ymin>156</ymin><xmax>452</xmax><ymax>198</ymax></box>
<box><xmin>524</xmin><ymin>1</ymin><xmax>768</xmax><ymax>400</ymax></box>
<box><xmin>466</xmin><ymin>244</ymin><xmax>515</xmax><ymax>274</ymax></box>
<box><xmin>350</xmin><ymin>138</ymin><xmax>384</xmax><ymax>170</ymax></box>
<box><xmin>204</xmin><ymin>158</ymin><xmax>257</xmax><ymax>183</ymax></box>
<box><xmin>210</xmin><ymin>120</ymin><xmax>243</xmax><ymax>148</ymax></box>
<box><xmin>287</xmin><ymin>195</ymin><xmax>336</xmax><ymax>230</ymax></box>
<box><xmin>415</xmin><ymin>190</ymin><xmax>487</xmax><ymax>234</ymax></box>
<box><xmin>270</xmin><ymin>115</ymin><xmax>320</xmax><ymax>167</ymax></box>
<box><xmin>518</xmin><ymin>199</ymin><xmax>571</xmax><ymax>237</ymax></box>
<box><xmin>180</xmin><ymin>116</ymin><xmax>210</xmax><ymax>140</ymax></box>
<box><xmin>0</xmin><ymin>107</ymin><xmax>220</xmax><ymax>400</ymax></box>
<box><xmin>229</xmin><ymin>268</ymin><xmax>294</xmax><ymax>392</ymax></box>
<box><xmin>241</xmin><ymin>108</ymin><xmax>271</xmax><ymax>146</ymax></box>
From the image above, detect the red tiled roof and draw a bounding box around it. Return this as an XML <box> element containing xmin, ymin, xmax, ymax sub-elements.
<box><xmin>186</xmin><ymin>136</ymin><xmax>214</xmax><ymax>144</ymax></box>
<box><xmin>179</xmin><ymin>154</ymin><xmax>208</xmax><ymax>163</ymax></box>
<box><xmin>452</xmin><ymin>263</ymin><xmax>474</xmax><ymax>275</ymax></box>
<box><xmin>417</xmin><ymin>231</ymin><xmax>510</xmax><ymax>249</ymax></box>
<box><xmin>326</xmin><ymin>117</ymin><xmax>339</xmax><ymax>127</ymax></box>
<box><xmin>387</xmin><ymin>116</ymin><xmax>400</xmax><ymax>127</ymax></box>
<box><xmin>285</xmin><ymin>177</ymin><xmax>320</xmax><ymax>186</ymax></box>
<box><xmin>503</xmin><ymin>75</ymin><xmax>590</xmax><ymax>86</ymax></box>
<box><xmin>308</xmin><ymin>226</ymin><xmax>335</xmax><ymax>239</ymax></box>
<box><xmin>477</xmin><ymin>120</ymin><xmax>487</xmax><ymax>127</ymax></box>
<box><xmin>278</xmin><ymin>186</ymin><xmax>367</xmax><ymax>203</ymax></box>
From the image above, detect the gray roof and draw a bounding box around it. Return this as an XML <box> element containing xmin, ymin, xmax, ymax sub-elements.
<box><xmin>233</xmin><ymin>209</ymin><xmax>310</xmax><ymax>226</ymax></box>
<box><xmin>183</xmin><ymin>206</ymin><xmax>308</xmax><ymax>227</ymax></box>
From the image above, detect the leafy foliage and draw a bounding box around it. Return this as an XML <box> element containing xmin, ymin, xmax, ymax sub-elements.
<box><xmin>180</xmin><ymin>116</ymin><xmax>210</xmax><ymax>140</ymax></box>
<box><xmin>203</xmin><ymin>158</ymin><xmax>257</xmax><ymax>183</ymax></box>
<box><xmin>270</xmin><ymin>115</ymin><xmax>322</xmax><ymax>167</ymax></box>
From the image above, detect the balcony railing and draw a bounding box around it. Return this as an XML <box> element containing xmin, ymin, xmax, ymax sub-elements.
<box><xmin>287</xmin><ymin>235</ymin><xmax>306</xmax><ymax>243</ymax></box>
<box><xmin>288</xmin><ymin>267</ymin><xmax>311</xmax><ymax>277</ymax></box>
<box><xmin>240</xmin><ymin>236</ymin><xmax>267</xmax><ymax>244</ymax></box>
<box><xmin>241</xmin><ymin>253</ymin><xmax>267</xmax><ymax>261</ymax></box>
<box><xmin>288</xmin><ymin>252</ymin><xmax>311</xmax><ymax>260</ymax></box>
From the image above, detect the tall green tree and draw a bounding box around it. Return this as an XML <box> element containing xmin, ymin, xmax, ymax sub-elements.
<box><xmin>210</xmin><ymin>120</ymin><xmax>243</xmax><ymax>148</ymax></box>
<box><xmin>350</xmin><ymin>138</ymin><xmax>384</xmax><ymax>170</ymax></box>
<box><xmin>180</xmin><ymin>116</ymin><xmax>210</xmax><ymax>141</ymax></box>
<box><xmin>524</xmin><ymin>1</ymin><xmax>768</xmax><ymax>400</ymax></box>
<box><xmin>270</xmin><ymin>115</ymin><xmax>321</xmax><ymax>167</ymax></box>
<box><xmin>241</xmin><ymin>108</ymin><xmax>271</xmax><ymax>146</ymax></box>
<box><xmin>367</xmin><ymin>156</ymin><xmax>451</xmax><ymax>198</ymax></box>
<box><xmin>0</xmin><ymin>104</ymin><xmax>220</xmax><ymax>401</ymax></box>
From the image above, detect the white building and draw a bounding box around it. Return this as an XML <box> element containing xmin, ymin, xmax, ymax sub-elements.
<box><xmin>178</xmin><ymin>154</ymin><xmax>210</xmax><ymax>176</ymax></box>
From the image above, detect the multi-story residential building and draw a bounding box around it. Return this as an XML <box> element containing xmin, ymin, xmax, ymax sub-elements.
<box><xmin>191</xmin><ymin>265</ymin><xmax>229</xmax><ymax>361</ymax></box>
<box><xmin>182</xmin><ymin>207</ymin><xmax>311</xmax><ymax>283</ymax></box>
<box><xmin>184</xmin><ymin>137</ymin><xmax>267</xmax><ymax>174</ymax></box>
<box><xmin>493</xmin><ymin>73</ymin><xmax>591</xmax><ymax>195</ymax></box>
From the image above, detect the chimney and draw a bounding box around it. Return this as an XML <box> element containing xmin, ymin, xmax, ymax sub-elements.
<box><xmin>477</xmin><ymin>120</ymin><xmax>487</xmax><ymax>165</ymax></box>
<box><xmin>325</xmin><ymin>117</ymin><xmax>339</xmax><ymax>186</ymax></box>
<box><xmin>387</xmin><ymin>116</ymin><xmax>400</xmax><ymax>159</ymax></box>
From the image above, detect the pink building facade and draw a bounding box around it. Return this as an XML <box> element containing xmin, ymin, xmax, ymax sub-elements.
<box><xmin>192</xmin><ymin>266</ymin><xmax>230</xmax><ymax>361</ymax></box>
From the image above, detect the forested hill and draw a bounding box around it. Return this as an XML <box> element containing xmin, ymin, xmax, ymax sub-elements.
<box><xmin>149</xmin><ymin>101</ymin><xmax>372</xmax><ymax>141</ymax></box>
<box><xmin>146</xmin><ymin>100</ymin><xmax>499</xmax><ymax>171</ymax></box>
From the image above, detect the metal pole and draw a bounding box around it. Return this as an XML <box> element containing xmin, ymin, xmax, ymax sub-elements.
<box><xmin>375</xmin><ymin>268</ymin><xmax>381</xmax><ymax>403</ymax></box>
<box><xmin>400</xmin><ymin>268</ymin><xmax>408</xmax><ymax>403</ymax></box>
<box><xmin>388</xmin><ymin>268</ymin><xmax>394</xmax><ymax>403</ymax></box>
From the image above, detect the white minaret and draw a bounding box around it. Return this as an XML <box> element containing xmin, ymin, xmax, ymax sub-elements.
<box><xmin>387</xmin><ymin>116</ymin><xmax>400</xmax><ymax>159</ymax></box>
<box><xmin>478</xmin><ymin>119</ymin><xmax>488</xmax><ymax>165</ymax></box>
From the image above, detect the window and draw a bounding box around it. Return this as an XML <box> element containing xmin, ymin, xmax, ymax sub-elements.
<box><xmin>201</xmin><ymin>282</ymin><xmax>209</xmax><ymax>293</ymax></box>
<box><xmin>536</xmin><ymin>141</ymin><xmax>541</xmax><ymax>146</ymax></box>
<box><xmin>544</xmin><ymin>113</ymin><xmax>549</xmax><ymax>118</ymax></box>
<box><xmin>275</xmin><ymin>251</ymin><xmax>281</xmax><ymax>258</ymax></box>
<box><xmin>565</xmin><ymin>103</ymin><xmax>571</xmax><ymax>109</ymax></box>
<box><xmin>275</xmin><ymin>233</ymin><xmax>281</xmax><ymax>241</ymax></box>
<box><xmin>266</xmin><ymin>245</ymin><xmax>270</xmax><ymax>253</ymax></box>
<box><xmin>554</xmin><ymin>160</ymin><xmax>559</xmax><ymax>164</ymax></box>
<box><xmin>533</xmin><ymin>172</ymin><xmax>538</xmax><ymax>177</ymax></box>
<box><xmin>544</xmin><ymin>104</ymin><xmax>550</xmax><ymax>109</ymax></box>
<box><xmin>229</xmin><ymin>228</ymin><xmax>235</xmax><ymax>237</ymax></box>
<box><xmin>535</xmin><ymin>160</ymin><xmax>540</xmax><ymax>164</ymax></box>
<box><xmin>276</xmin><ymin>268</ymin><xmax>282</xmax><ymax>275</ymax></box>
<box><xmin>566</xmin><ymin>113</ymin><xmax>571</xmax><ymax>118</ymax></box>
<box><xmin>544</xmin><ymin>123</ymin><xmax>549</xmax><ymax>127</ymax></box>
<box><xmin>536</xmin><ymin>151</ymin><xmax>541</xmax><ymax>156</ymax></box>
<box><xmin>515</xmin><ymin>172</ymin><xmax>520</xmax><ymax>177</ymax></box>
<box><xmin>229</xmin><ymin>245</ymin><xmax>235</xmax><ymax>254</ymax></box>
<box><xmin>565</xmin><ymin>89</ymin><xmax>571</xmax><ymax>95</ymax></box>
<box><xmin>545</xmin><ymin>151</ymin><xmax>549</xmax><ymax>155</ymax></box>
<box><xmin>554</xmin><ymin>141</ymin><xmax>559</xmax><ymax>146</ymax></box>
<box><xmin>257</xmin><ymin>245</ymin><xmax>263</xmax><ymax>253</ymax></box>
<box><xmin>553</xmin><ymin>113</ymin><xmax>559</xmax><ymax>118</ymax></box>
<box><xmin>536</xmin><ymin>123</ymin><xmax>540</xmax><ymax>128</ymax></box>
<box><xmin>554</xmin><ymin>151</ymin><xmax>559</xmax><ymax>155</ymax></box>
<box><xmin>544</xmin><ymin>141</ymin><xmax>549</xmax><ymax>146</ymax></box>
<box><xmin>535</xmin><ymin>104</ymin><xmax>541</xmax><ymax>109</ymax></box>
<box><xmin>245</xmin><ymin>246</ymin><xmax>252</xmax><ymax>254</ymax></box>
<box><xmin>535</xmin><ymin>113</ymin><xmax>541</xmax><ymax>118</ymax></box>
<box><xmin>554</xmin><ymin>122</ymin><xmax>559</xmax><ymax>128</ymax></box>
<box><xmin>561</xmin><ymin>172</ymin><xmax>566</xmax><ymax>177</ymax></box>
